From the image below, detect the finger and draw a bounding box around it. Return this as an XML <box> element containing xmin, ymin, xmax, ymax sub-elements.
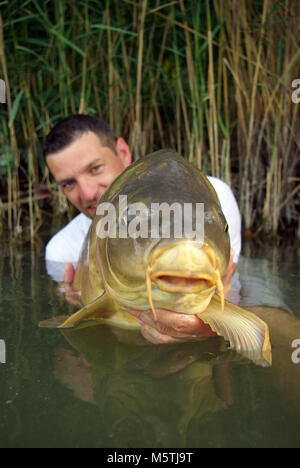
<box><xmin>154</xmin><ymin>309</ymin><xmax>216</xmax><ymax>336</ymax></box>
<box><xmin>57</xmin><ymin>281</ymin><xmax>82</xmax><ymax>307</ymax></box>
<box><xmin>58</xmin><ymin>282</ymin><xmax>72</xmax><ymax>295</ymax></box>
<box><xmin>64</xmin><ymin>263</ymin><xmax>75</xmax><ymax>284</ymax></box>
<box><xmin>64</xmin><ymin>294</ymin><xmax>82</xmax><ymax>307</ymax></box>
<box><xmin>141</xmin><ymin>324</ymin><xmax>212</xmax><ymax>345</ymax></box>
<box><xmin>135</xmin><ymin>315</ymin><xmax>192</xmax><ymax>339</ymax></box>
<box><xmin>140</xmin><ymin>324</ymin><xmax>189</xmax><ymax>344</ymax></box>
<box><xmin>127</xmin><ymin>308</ymin><xmax>217</xmax><ymax>337</ymax></box>
<box><xmin>223</xmin><ymin>249</ymin><xmax>236</xmax><ymax>278</ymax></box>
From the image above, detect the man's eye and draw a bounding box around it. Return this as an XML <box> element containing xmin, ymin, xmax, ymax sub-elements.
<box><xmin>92</xmin><ymin>165</ymin><xmax>102</xmax><ymax>173</ymax></box>
<box><xmin>63</xmin><ymin>181</ymin><xmax>74</xmax><ymax>189</ymax></box>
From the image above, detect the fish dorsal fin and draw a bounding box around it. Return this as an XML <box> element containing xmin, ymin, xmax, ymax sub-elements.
<box><xmin>74</xmin><ymin>224</ymin><xmax>104</xmax><ymax>304</ymax></box>
<box><xmin>199</xmin><ymin>296</ymin><xmax>272</xmax><ymax>367</ymax></box>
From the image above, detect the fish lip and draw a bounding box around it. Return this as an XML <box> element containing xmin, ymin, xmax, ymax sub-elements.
<box><xmin>151</xmin><ymin>272</ymin><xmax>216</xmax><ymax>294</ymax></box>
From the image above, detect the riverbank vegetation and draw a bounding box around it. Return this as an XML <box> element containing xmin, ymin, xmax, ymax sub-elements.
<box><xmin>0</xmin><ymin>0</ymin><xmax>299</xmax><ymax>241</ymax></box>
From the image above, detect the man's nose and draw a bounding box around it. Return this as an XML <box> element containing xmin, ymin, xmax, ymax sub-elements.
<box><xmin>78</xmin><ymin>181</ymin><xmax>99</xmax><ymax>203</ymax></box>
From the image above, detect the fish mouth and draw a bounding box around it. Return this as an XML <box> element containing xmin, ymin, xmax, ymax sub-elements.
<box><xmin>152</xmin><ymin>274</ymin><xmax>214</xmax><ymax>294</ymax></box>
<box><xmin>145</xmin><ymin>242</ymin><xmax>225</xmax><ymax>321</ymax></box>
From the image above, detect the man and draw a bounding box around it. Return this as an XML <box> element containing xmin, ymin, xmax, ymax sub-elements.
<box><xmin>44</xmin><ymin>115</ymin><xmax>241</xmax><ymax>344</ymax></box>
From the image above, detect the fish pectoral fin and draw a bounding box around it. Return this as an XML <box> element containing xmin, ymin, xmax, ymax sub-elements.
<box><xmin>59</xmin><ymin>292</ymin><xmax>114</xmax><ymax>329</ymax></box>
<box><xmin>39</xmin><ymin>316</ymin><xmax>72</xmax><ymax>328</ymax></box>
<box><xmin>199</xmin><ymin>296</ymin><xmax>272</xmax><ymax>367</ymax></box>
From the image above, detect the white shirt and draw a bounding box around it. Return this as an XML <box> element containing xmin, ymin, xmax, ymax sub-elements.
<box><xmin>207</xmin><ymin>176</ymin><xmax>241</xmax><ymax>264</ymax></box>
<box><xmin>45</xmin><ymin>176</ymin><xmax>241</xmax><ymax>281</ymax></box>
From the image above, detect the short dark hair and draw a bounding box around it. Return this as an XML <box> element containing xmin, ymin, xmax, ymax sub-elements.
<box><xmin>43</xmin><ymin>115</ymin><xmax>118</xmax><ymax>158</ymax></box>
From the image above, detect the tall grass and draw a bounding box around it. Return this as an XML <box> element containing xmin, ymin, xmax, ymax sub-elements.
<box><xmin>0</xmin><ymin>0</ymin><xmax>299</xmax><ymax>240</ymax></box>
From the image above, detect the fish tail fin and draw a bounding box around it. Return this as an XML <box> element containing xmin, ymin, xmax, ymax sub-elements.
<box><xmin>146</xmin><ymin>268</ymin><xmax>157</xmax><ymax>321</ymax></box>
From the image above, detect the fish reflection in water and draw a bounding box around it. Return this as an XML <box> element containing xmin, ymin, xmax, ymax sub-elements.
<box><xmin>52</xmin><ymin>302</ymin><xmax>300</xmax><ymax>447</ymax></box>
<box><xmin>55</xmin><ymin>324</ymin><xmax>236</xmax><ymax>446</ymax></box>
<box><xmin>1</xmin><ymin>242</ymin><xmax>300</xmax><ymax>448</ymax></box>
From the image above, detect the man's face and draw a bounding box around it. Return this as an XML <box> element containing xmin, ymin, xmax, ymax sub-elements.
<box><xmin>46</xmin><ymin>131</ymin><xmax>131</xmax><ymax>218</ymax></box>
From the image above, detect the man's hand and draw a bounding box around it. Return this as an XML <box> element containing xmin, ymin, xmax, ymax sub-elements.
<box><xmin>64</xmin><ymin>263</ymin><xmax>75</xmax><ymax>283</ymax></box>
<box><xmin>58</xmin><ymin>263</ymin><xmax>82</xmax><ymax>307</ymax></box>
<box><xmin>125</xmin><ymin>307</ymin><xmax>217</xmax><ymax>344</ymax></box>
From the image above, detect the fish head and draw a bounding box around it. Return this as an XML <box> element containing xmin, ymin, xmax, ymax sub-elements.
<box><xmin>98</xmin><ymin>191</ymin><xmax>229</xmax><ymax>314</ymax></box>
<box><xmin>146</xmin><ymin>233</ymin><xmax>229</xmax><ymax>318</ymax></box>
<box><xmin>145</xmin><ymin>201</ymin><xmax>230</xmax><ymax>317</ymax></box>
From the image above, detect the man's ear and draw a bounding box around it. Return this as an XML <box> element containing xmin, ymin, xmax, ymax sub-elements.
<box><xmin>115</xmin><ymin>138</ymin><xmax>132</xmax><ymax>168</ymax></box>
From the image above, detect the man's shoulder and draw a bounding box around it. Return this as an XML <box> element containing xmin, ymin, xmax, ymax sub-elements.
<box><xmin>207</xmin><ymin>176</ymin><xmax>239</xmax><ymax>209</ymax></box>
<box><xmin>57</xmin><ymin>212</ymin><xmax>92</xmax><ymax>233</ymax></box>
<box><xmin>207</xmin><ymin>176</ymin><xmax>242</xmax><ymax>263</ymax></box>
<box><xmin>45</xmin><ymin>213</ymin><xmax>92</xmax><ymax>263</ymax></box>
<box><xmin>207</xmin><ymin>175</ymin><xmax>232</xmax><ymax>195</ymax></box>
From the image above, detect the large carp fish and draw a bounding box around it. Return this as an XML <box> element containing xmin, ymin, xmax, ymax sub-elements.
<box><xmin>45</xmin><ymin>149</ymin><xmax>272</xmax><ymax>366</ymax></box>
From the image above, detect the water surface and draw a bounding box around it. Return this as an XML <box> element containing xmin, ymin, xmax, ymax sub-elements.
<box><xmin>0</xmin><ymin>239</ymin><xmax>299</xmax><ymax>448</ymax></box>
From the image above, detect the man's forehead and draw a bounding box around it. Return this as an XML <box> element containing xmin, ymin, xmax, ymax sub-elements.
<box><xmin>48</xmin><ymin>131</ymin><xmax>115</xmax><ymax>158</ymax></box>
<box><xmin>47</xmin><ymin>137</ymin><xmax>116</xmax><ymax>173</ymax></box>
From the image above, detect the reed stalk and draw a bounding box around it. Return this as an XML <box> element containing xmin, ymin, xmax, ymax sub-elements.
<box><xmin>131</xmin><ymin>0</ymin><xmax>148</xmax><ymax>160</ymax></box>
<box><xmin>0</xmin><ymin>12</ymin><xmax>20</xmax><ymax>237</ymax></box>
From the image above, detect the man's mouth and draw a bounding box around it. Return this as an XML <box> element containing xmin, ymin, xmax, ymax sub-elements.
<box><xmin>85</xmin><ymin>204</ymin><xmax>98</xmax><ymax>216</ymax></box>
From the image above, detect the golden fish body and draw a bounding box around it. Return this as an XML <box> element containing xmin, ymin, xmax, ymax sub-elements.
<box><xmin>58</xmin><ymin>150</ymin><xmax>271</xmax><ymax>366</ymax></box>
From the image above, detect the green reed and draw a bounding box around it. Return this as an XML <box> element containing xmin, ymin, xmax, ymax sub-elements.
<box><xmin>0</xmin><ymin>0</ymin><xmax>299</xmax><ymax>240</ymax></box>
